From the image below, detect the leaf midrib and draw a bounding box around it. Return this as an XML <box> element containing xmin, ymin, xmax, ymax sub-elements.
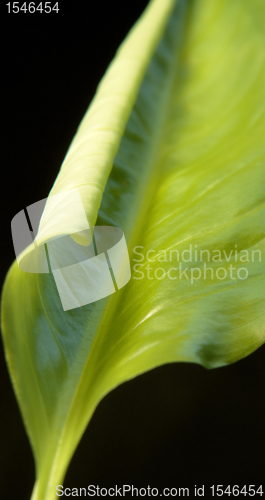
<box><xmin>72</xmin><ymin>3</ymin><xmax>188</xmax><ymax>392</ymax></box>
<box><xmin>34</xmin><ymin>3</ymin><xmax>189</xmax><ymax>498</ymax></box>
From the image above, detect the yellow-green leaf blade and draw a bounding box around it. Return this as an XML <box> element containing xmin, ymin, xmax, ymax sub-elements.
<box><xmin>1</xmin><ymin>1</ymin><xmax>265</xmax><ymax>500</ymax></box>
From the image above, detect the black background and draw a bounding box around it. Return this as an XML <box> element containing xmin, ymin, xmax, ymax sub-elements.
<box><xmin>1</xmin><ymin>1</ymin><xmax>265</xmax><ymax>499</ymax></box>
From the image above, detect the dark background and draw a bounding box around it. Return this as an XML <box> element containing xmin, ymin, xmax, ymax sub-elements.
<box><xmin>1</xmin><ymin>1</ymin><xmax>265</xmax><ymax>499</ymax></box>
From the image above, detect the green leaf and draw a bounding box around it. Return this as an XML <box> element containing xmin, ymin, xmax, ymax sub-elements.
<box><xmin>1</xmin><ymin>0</ymin><xmax>265</xmax><ymax>499</ymax></box>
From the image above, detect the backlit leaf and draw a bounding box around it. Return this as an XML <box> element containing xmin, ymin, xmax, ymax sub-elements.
<box><xmin>1</xmin><ymin>0</ymin><xmax>265</xmax><ymax>499</ymax></box>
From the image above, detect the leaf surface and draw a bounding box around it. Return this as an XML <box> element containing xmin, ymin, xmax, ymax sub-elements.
<box><xmin>1</xmin><ymin>0</ymin><xmax>265</xmax><ymax>499</ymax></box>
